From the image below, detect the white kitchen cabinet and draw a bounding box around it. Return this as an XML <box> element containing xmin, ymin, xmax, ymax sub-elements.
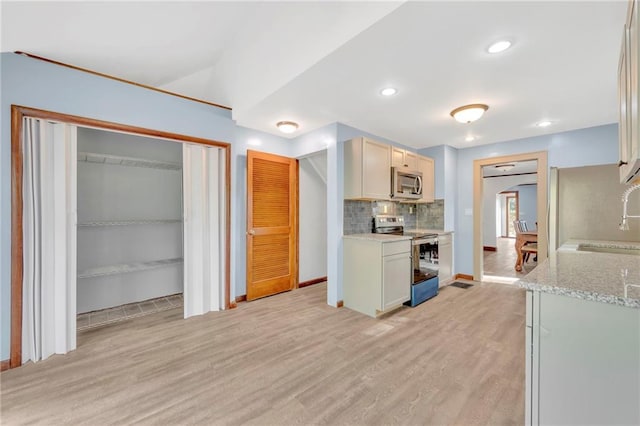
<box><xmin>619</xmin><ymin>0</ymin><xmax>640</xmax><ymax>184</ymax></box>
<box><xmin>417</xmin><ymin>155</ymin><xmax>435</xmax><ymax>202</ymax></box>
<box><xmin>344</xmin><ymin>137</ymin><xmax>391</xmax><ymax>200</ymax></box>
<box><xmin>343</xmin><ymin>237</ymin><xmax>411</xmax><ymax>317</ymax></box>
<box><xmin>437</xmin><ymin>232</ymin><xmax>453</xmax><ymax>284</ymax></box>
<box><xmin>391</xmin><ymin>147</ymin><xmax>418</xmax><ymax>170</ymax></box>
<box><xmin>525</xmin><ymin>291</ymin><xmax>640</xmax><ymax>425</ymax></box>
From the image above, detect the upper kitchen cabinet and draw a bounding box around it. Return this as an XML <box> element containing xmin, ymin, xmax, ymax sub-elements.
<box><xmin>344</xmin><ymin>137</ymin><xmax>391</xmax><ymax>200</ymax></box>
<box><xmin>619</xmin><ymin>0</ymin><xmax>640</xmax><ymax>184</ymax></box>
<box><xmin>418</xmin><ymin>155</ymin><xmax>435</xmax><ymax>202</ymax></box>
<box><xmin>391</xmin><ymin>147</ymin><xmax>418</xmax><ymax>170</ymax></box>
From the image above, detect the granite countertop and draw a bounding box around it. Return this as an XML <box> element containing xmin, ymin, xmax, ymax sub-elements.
<box><xmin>343</xmin><ymin>233</ymin><xmax>412</xmax><ymax>242</ymax></box>
<box><xmin>517</xmin><ymin>239</ymin><xmax>640</xmax><ymax>309</ymax></box>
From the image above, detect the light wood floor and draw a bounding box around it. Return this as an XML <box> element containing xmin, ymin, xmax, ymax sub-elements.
<box><xmin>1</xmin><ymin>281</ymin><xmax>525</xmax><ymax>425</ymax></box>
<box><xmin>483</xmin><ymin>237</ymin><xmax>538</xmax><ymax>281</ymax></box>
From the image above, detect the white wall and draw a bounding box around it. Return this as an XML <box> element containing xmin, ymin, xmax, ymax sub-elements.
<box><xmin>497</xmin><ymin>193</ymin><xmax>508</xmax><ymax>237</ymax></box>
<box><xmin>511</xmin><ymin>184</ymin><xmax>538</xmax><ymax>228</ymax></box>
<box><xmin>419</xmin><ymin>145</ymin><xmax>457</xmax><ymax>232</ymax></box>
<box><xmin>298</xmin><ymin>152</ymin><xmax>327</xmax><ymax>282</ymax></box>
<box><xmin>482</xmin><ymin>175</ymin><xmax>537</xmax><ymax>248</ymax></box>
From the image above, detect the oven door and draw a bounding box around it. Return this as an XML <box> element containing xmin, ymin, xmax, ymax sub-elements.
<box><xmin>412</xmin><ymin>237</ymin><xmax>438</xmax><ymax>284</ymax></box>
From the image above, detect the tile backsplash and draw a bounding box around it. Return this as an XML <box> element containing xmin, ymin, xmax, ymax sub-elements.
<box><xmin>417</xmin><ymin>199</ymin><xmax>444</xmax><ymax>230</ymax></box>
<box><xmin>343</xmin><ymin>199</ymin><xmax>444</xmax><ymax>234</ymax></box>
<box><xmin>343</xmin><ymin>200</ymin><xmax>375</xmax><ymax>234</ymax></box>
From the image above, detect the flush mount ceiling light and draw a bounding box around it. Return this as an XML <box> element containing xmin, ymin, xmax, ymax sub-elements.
<box><xmin>495</xmin><ymin>164</ymin><xmax>516</xmax><ymax>172</ymax></box>
<box><xmin>465</xmin><ymin>135</ymin><xmax>475</xmax><ymax>142</ymax></box>
<box><xmin>276</xmin><ymin>121</ymin><xmax>299</xmax><ymax>134</ymax></box>
<box><xmin>536</xmin><ymin>120</ymin><xmax>552</xmax><ymax>128</ymax></box>
<box><xmin>450</xmin><ymin>104</ymin><xmax>489</xmax><ymax>123</ymax></box>
<box><xmin>487</xmin><ymin>40</ymin><xmax>512</xmax><ymax>54</ymax></box>
<box><xmin>380</xmin><ymin>87</ymin><xmax>397</xmax><ymax>96</ymax></box>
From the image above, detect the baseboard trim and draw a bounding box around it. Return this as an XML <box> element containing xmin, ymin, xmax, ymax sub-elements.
<box><xmin>455</xmin><ymin>273</ymin><xmax>474</xmax><ymax>281</ymax></box>
<box><xmin>229</xmin><ymin>294</ymin><xmax>247</xmax><ymax>309</ymax></box>
<box><xmin>299</xmin><ymin>276</ymin><xmax>327</xmax><ymax>288</ymax></box>
<box><xmin>1</xmin><ymin>359</ymin><xmax>9</xmax><ymax>372</ymax></box>
<box><xmin>483</xmin><ymin>246</ymin><xmax>497</xmax><ymax>251</ymax></box>
<box><xmin>336</xmin><ymin>300</ymin><xmax>344</xmax><ymax>308</ymax></box>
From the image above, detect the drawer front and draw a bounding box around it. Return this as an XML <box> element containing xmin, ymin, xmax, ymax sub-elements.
<box><xmin>408</xmin><ymin>276</ymin><xmax>439</xmax><ymax>307</ymax></box>
<box><xmin>382</xmin><ymin>240</ymin><xmax>410</xmax><ymax>256</ymax></box>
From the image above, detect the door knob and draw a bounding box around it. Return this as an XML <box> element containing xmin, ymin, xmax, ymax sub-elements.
<box><xmin>248</xmin><ymin>230</ymin><xmax>255</xmax><ymax>235</ymax></box>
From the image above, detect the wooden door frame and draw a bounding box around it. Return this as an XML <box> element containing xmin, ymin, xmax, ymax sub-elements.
<box><xmin>501</xmin><ymin>191</ymin><xmax>519</xmax><ymax>237</ymax></box>
<box><xmin>9</xmin><ymin>105</ymin><xmax>232</xmax><ymax>369</ymax></box>
<box><xmin>473</xmin><ymin>151</ymin><xmax>547</xmax><ymax>281</ymax></box>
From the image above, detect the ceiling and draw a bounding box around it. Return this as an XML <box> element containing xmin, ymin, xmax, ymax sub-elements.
<box><xmin>1</xmin><ymin>1</ymin><xmax>628</xmax><ymax>149</ymax></box>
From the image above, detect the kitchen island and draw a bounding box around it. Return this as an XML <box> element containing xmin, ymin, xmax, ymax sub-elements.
<box><xmin>517</xmin><ymin>240</ymin><xmax>640</xmax><ymax>425</ymax></box>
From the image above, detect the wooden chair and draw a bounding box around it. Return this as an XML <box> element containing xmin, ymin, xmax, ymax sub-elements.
<box><xmin>513</xmin><ymin>220</ymin><xmax>537</xmax><ymax>263</ymax></box>
<box><xmin>520</xmin><ymin>220</ymin><xmax>538</xmax><ymax>261</ymax></box>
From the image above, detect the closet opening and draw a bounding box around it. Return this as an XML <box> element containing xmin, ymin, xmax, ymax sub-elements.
<box><xmin>10</xmin><ymin>105</ymin><xmax>231</xmax><ymax>369</ymax></box>
<box><xmin>76</xmin><ymin>127</ymin><xmax>184</xmax><ymax>330</ymax></box>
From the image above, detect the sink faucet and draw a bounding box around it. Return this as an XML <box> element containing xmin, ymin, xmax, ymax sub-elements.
<box><xmin>620</xmin><ymin>183</ymin><xmax>640</xmax><ymax>231</ymax></box>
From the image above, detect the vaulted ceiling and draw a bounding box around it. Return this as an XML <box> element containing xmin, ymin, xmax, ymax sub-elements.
<box><xmin>1</xmin><ymin>1</ymin><xmax>628</xmax><ymax>148</ymax></box>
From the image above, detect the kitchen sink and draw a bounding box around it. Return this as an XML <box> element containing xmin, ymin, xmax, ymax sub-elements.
<box><xmin>577</xmin><ymin>245</ymin><xmax>640</xmax><ymax>256</ymax></box>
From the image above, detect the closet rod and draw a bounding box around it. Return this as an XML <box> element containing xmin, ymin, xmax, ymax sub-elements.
<box><xmin>78</xmin><ymin>219</ymin><xmax>182</xmax><ymax>227</ymax></box>
<box><xmin>78</xmin><ymin>151</ymin><xmax>182</xmax><ymax>170</ymax></box>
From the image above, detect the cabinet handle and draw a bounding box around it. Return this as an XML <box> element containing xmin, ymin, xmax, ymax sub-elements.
<box><xmin>619</xmin><ymin>160</ymin><xmax>628</xmax><ymax>167</ymax></box>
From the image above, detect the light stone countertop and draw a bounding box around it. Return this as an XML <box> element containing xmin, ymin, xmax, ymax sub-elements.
<box><xmin>410</xmin><ymin>229</ymin><xmax>453</xmax><ymax>235</ymax></box>
<box><xmin>342</xmin><ymin>233</ymin><xmax>412</xmax><ymax>242</ymax></box>
<box><xmin>517</xmin><ymin>239</ymin><xmax>640</xmax><ymax>309</ymax></box>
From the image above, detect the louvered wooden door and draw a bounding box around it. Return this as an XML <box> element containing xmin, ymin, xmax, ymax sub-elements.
<box><xmin>246</xmin><ymin>150</ymin><xmax>298</xmax><ymax>300</ymax></box>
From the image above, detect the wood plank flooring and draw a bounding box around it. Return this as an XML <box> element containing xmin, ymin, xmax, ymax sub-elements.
<box><xmin>0</xmin><ymin>281</ymin><xmax>525</xmax><ymax>425</ymax></box>
<box><xmin>483</xmin><ymin>237</ymin><xmax>538</xmax><ymax>281</ymax></box>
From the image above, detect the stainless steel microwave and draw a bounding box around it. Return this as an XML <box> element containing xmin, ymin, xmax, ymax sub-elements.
<box><xmin>391</xmin><ymin>167</ymin><xmax>423</xmax><ymax>199</ymax></box>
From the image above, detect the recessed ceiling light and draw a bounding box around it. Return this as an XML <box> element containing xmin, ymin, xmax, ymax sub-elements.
<box><xmin>465</xmin><ymin>135</ymin><xmax>475</xmax><ymax>142</ymax></box>
<box><xmin>450</xmin><ymin>104</ymin><xmax>489</xmax><ymax>123</ymax></box>
<box><xmin>380</xmin><ymin>87</ymin><xmax>397</xmax><ymax>96</ymax></box>
<box><xmin>536</xmin><ymin>120</ymin><xmax>552</xmax><ymax>128</ymax></box>
<box><xmin>276</xmin><ymin>121</ymin><xmax>299</xmax><ymax>134</ymax></box>
<box><xmin>487</xmin><ymin>40</ymin><xmax>512</xmax><ymax>54</ymax></box>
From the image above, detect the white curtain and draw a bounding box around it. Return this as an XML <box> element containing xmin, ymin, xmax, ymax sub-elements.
<box><xmin>182</xmin><ymin>144</ymin><xmax>226</xmax><ymax>317</ymax></box>
<box><xmin>22</xmin><ymin>118</ymin><xmax>77</xmax><ymax>363</ymax></box>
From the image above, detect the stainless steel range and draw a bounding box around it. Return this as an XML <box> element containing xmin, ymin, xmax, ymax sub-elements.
<box><xmin>373</xmin><ymin>215</ymin><xmax>439</xmax><ymax>306</ymax></box>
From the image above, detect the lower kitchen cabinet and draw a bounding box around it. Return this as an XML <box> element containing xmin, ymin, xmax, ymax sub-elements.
<box><xmin>343</xmin><ymin>236</ymin><xmax>411</xmax><ymax>317</ymax></box>
<box><xmin>525</xmin><ymin>291</ymin><xmax>640</xmax><ymax>425</ymax></box>
<box><xmin>437</xmin><ymin>232</ymin><xmax>453</xmax><ymax>284</ymax></box>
